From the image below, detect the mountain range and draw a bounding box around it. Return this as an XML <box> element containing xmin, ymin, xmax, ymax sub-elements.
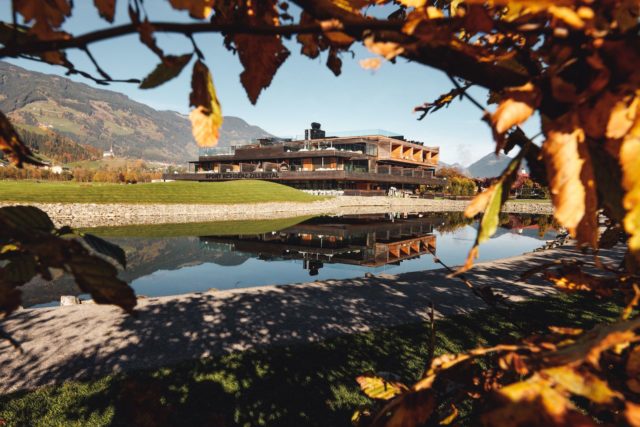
<box><xmin>440</xmin><ymin>153</ymin><xmax>528</xmax><ymax>179</ymax></box>
<box><xmin>0</xmin><ymin>61</ymin><xmax>272</xmax><ymax>163</ymax></box>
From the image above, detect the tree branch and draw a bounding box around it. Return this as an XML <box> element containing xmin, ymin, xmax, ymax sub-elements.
<box><xmin>0</xmin><ymin>20</ymin><xmax>403</xmax><ymax>58</ymax></box>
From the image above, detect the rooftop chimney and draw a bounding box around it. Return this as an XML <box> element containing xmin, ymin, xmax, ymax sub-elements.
<box><xmin>305</xmin><ymin>122</ymin><xmax>325</xmax><ymax>140</ymax></box>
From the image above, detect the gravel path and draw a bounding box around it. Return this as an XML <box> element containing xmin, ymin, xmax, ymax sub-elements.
<box><xmin>0</xmin><ymin>244</ymin><xmax>614</xmax><ymax>394</ymax></box>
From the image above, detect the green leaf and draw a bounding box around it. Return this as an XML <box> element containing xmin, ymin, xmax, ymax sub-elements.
<box><xmin>67</xmin><ymin>253</ymin><xmax>136</xmax><ymax>313</ymax></box>
<box><xmin>140</xmin><ymin>54</ymin><xmax>193</xmax><ymax>89</ymax></box>
<box><xmin>83</xmin><ymin>233</ymin><xmax>127</xmax><ymax>268</ymax></box>
<box><xmin>0</xmin><ymin>206</ymin><xmax>54</xmax><ymax>232</ymax></box>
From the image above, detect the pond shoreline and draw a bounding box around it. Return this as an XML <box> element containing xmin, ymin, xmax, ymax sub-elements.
<box><xmin>0</xmin><ymin>197</ymin><xmax>553</xmax><ymax>228</ymax></box>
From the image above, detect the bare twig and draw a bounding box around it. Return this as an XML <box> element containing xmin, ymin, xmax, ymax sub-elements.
<box><xmin>83</xmin><ymin>46</ymin><xmax>112</xmax><ymax>80</ymax></box>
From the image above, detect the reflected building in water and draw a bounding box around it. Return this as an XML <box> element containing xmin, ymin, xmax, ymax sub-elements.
<box><xmin>200</xmin><ymin>214</ymin><xmax>438</xmax><ymax>275</ymax></box>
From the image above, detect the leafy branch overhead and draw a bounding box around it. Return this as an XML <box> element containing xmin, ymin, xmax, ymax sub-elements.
<box><xmin>2</xmin><ymin>1</ymin><xmax>640</xmax><ymax>426</ymax></box>
<box><xmin>1</xmin><ymin>1</ymin><xmax>638</xmax><ymax>265</ymax></box>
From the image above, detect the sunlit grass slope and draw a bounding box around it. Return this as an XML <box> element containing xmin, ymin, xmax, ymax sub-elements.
<box><xmin>0</xmin><ymin>180</ymin><xmax>323</xmax><ymax>204</ymax></box>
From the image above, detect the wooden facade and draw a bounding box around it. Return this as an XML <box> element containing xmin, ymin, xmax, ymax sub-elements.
<box><xmin>168</xmin><ymin>132</ymin><xmax>444</xmax><ymax>193</ymax></box>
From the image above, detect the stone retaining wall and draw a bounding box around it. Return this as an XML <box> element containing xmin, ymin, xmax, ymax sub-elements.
<box><xmin>0</xmin><ymin>197</ymin><xmax>553</xmax><ymax>228</ymax></box>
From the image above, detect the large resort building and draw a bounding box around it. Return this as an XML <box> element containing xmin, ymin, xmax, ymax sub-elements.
<box><xmin>170</xmin><ymin>123</ymin><xmax>443</xmax><ymax>195</ymax></box>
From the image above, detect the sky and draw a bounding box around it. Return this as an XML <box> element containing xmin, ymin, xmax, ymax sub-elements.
<box><xmin>0</xmin><ymin>2</ymin><xmax>536</xmax><ymax>165</ymax></box>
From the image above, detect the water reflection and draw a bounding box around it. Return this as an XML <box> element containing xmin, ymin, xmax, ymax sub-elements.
<box><xmin>23</xmin><ymin>212</ymin><xmax>558</xmax><ymax>307</ymax></box>
<box><xmin>201</xmin><ymin>214</ymin><xmax>438</xmax><ymax>275</ymax></box>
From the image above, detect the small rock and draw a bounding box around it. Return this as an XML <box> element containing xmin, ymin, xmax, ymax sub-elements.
<box><xmin>81</xmin><ymin>299</ymin><xmax>95</xmax><ymax>305</ymax></box>
<box><xmin>364</xmin><ymin>272</ymin><xmax>375</xmax><ymax>278</ymax></box>
<box><xmin>206</xmin><ymin>288</ymin><xmax>219</xmax><ymax>293</ymax></box>
<box><xmin>60</xmin><ymin>295</ymin><xmax>80</xmax><ymax>306</ymax></box>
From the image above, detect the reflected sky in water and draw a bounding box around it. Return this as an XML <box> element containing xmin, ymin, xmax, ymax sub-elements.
<box><xmin>28</xmin><ymin>212</ymin><xmax>557</xmax><ymax>307</ymax></box>
<box><xmin>130</xmin><ymin>220</ymin><xmax>555</xmax><ymax>297</ymax></box>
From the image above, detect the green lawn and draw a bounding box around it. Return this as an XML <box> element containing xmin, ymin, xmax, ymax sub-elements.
<box><xmin>0</xmin><ymin>294</ymin><xmax>621</xmax><ymax>427</ymax></box>
<box><xmin>0</xmin><ymin>180</ymin><xmax>323</xmax><ymax>204</ymax></box>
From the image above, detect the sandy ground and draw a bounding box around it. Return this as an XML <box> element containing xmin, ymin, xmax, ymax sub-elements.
<box><xmin>0</xmin><ymin>244</ymin><xmax>620</xmax><ymax>394</ymax></box>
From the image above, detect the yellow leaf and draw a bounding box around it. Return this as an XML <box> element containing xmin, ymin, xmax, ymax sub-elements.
<box><xmin>439</xmin><ymin>404</ymin><xmax>459</xmax><ymax>425</ymax></box>
<box><xmin>398</xmin><ymin>0</ymin><xmax>427</xmax><ymax>7</ymax></box>
<box><xmin>542</xmin><ymin>366</ymin><xmax>621</xmax><ymax>404</ymax></box>
<box><xmin>356</xmin><ymin>375</ymin><xmax>408</xmax><ymax>400</ymax></box>
<box><xmin>549</xmin><ymin>6</ymin><xmax>585</xmax><ymax>29</ymax></box>
<box><xmin>188</xmin><ymin>60</ymin><xmax>223</xmax><ymax>148</ymax></box>
<box><xmin>607</xmin><ymin>95</ymin><xmax>639</xmax><ymax>139</ymax></box>
<box><xmin>620</xmin><ymin>98</ymin><xmax>640</xmax><ymax>261</ymax></box>
<box><xmin>168</xmin><ymin>0</ymin><xmax>214</xmax><ymax>19</ymax></box>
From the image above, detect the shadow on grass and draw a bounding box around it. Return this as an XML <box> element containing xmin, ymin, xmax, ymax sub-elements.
<box><xmin>0</xmin><ymin>293</ymin><xmax>620</xmax><ymax>427</ymax></box>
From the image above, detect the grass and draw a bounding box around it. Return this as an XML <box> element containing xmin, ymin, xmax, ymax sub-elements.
<box><xmin>0</xmin><ymin>180</ymin><xmax>323</xmax><ymax>205</ymax></box>
<box><xmin>80</xmin><ymin>216</ymin><xmax>314</xmax><ymax>238</ymax></box>
<box><xmin>0</xmin><ymin>294</ymin><xmax>621</xmax><ymax>427</ymax></box>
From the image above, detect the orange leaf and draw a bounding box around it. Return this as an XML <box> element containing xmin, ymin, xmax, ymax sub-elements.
<box><xmin>235</xmin><ymin>34</ymin><xmax>291</xmax><ymax>104</ymax></box>
<box><xmin>491</xmin><ymin>83</ymin><xmax>539</xmax><ymax>134</ymax></box>
<box><xmin>542</xmin><ymin>120</ymin><xmax>598</xmax><ymax>246</ymax></box>
<box><xmin>14</xmin><ymin>0</ymin><xmax>72</xmax><ymax>40</ymax></box>
<box><xmin>93</xmin><ymin>0</ymin><xmax>115</xmax><ymax>22</ymax></box>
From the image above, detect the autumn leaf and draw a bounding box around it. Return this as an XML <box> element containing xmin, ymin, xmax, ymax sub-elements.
<box><xmin>189</xmin><ymin>60</ymin><xmax>223</xmax><ymax>148</ymax></box>
<box><xmin>168</xmin><ymin>0</ymin><xmax>214</xmax><ymax>19</ymax></box>
<box><xmin>0</xmin><ymin>111</ymin><xmax>45</xmax><ymax>167</ymax></box>
<box><xmin>491</xmin><ymin>83</ymin><xmax>540</xmax><ymax>151</ymax></box>
<box><xmin>542</xmin><ymin>121</ymin><xmax>598</xmax><ymax>246</ymax></box>
<box><xmin>67</xmin><ymin>252</ymin><xmax>136</xmax><ymax>313</ymax></box>
<box><xmin>364</xmin><ymin>36</ymin><xmax>405</xmax><ymax>60</ymax></box>
<box><xmin>620</xmin><ymin>94</ymin><xmax>640</xmax><ymax>261</ymax></box>
<box><xmin>327</xmin><ymin>47</ymin><xmax>342</xmax><ymax>76</ymax></box>
<box><xmin>94</xmin><ymin>0</ymin><xmax>116</xmax><ymax>22</ymax></box>
<box><xmin>297</xmin><ymin>12</ymin><xmax>323</xmax><ymax>59</ymax></box>
<box><xmin>359</xmin><ymin>57</ymin><xmax>381</xmax><ymax>70</ymax></box>
<box><xmin>542</xmin><ymin>366</ymin><xmax>621</xmax><ymax>404</ymax></box>
<box><xmin>370</xmin><ymin>389</ymin><xmax>435</xmax><ymax>427</ymax></box>
<box><xmin>235</xmin><ymin>34</ymin><xmax>290</xmax><ymax>104</ymax></box>
<box><xmin>14</xmin><ymin>0</ymin><xmax>72</xmax><ymax>40</ymax></box>
<box><xmin>140</xmin><ymin>54</ymin><xmax>192</xmax><ymax>89</ymax></box>
<box><xmin>356</xmin><ymin>375</ymin><xmax>408</xmax><ymax>400</ymax></box>
<box><xmin>482</xmin><ymin>373</ymin><xmax>598</xmax><ymax>426</ymax></box>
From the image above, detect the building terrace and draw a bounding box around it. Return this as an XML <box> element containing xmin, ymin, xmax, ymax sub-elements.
<box><xmin>168</xmin><ymin>123</ymin><xmax>444</xmax><ymax>195</ymax></box>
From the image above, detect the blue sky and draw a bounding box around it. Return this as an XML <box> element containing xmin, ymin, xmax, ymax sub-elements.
<box><xmin>0</xmin><ymin>2</ymin><xmax>519</xmax><ymax>165</ymax></box>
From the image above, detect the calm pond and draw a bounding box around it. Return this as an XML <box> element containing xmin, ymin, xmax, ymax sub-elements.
<box><xmin>25</xmin><ymin>212</ymin><xmax>558</xmax><ymax>307</ymax></box>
